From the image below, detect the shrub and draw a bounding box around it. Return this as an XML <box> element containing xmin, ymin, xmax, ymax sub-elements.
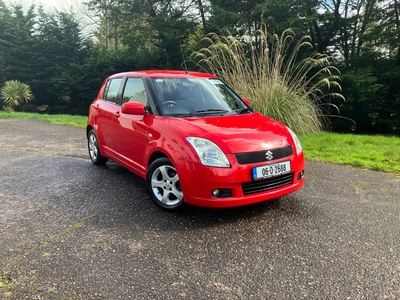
<box><xmin>1</xmin><ymin>80</ymin><xmax>34</xmax><ymax>111</ymax></box>
<box><xmin>193</xmin><ymin>28</ymin><xmax>344</xmax><ymax>134</ymax></box>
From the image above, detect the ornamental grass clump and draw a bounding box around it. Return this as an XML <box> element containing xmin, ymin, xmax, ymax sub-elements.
<box><xmin>193</xmin><ymin>28</ymin><xmax>344</xmax><ymax>134</ymax></box>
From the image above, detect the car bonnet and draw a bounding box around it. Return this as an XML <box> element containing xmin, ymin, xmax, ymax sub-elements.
<box><xmin>168</xmin><ymin>113</ymin><xmax>292</xmax><ymax>154</ymax></box>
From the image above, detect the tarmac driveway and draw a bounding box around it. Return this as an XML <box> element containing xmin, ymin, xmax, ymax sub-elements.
<box><xmin>0</xmin><ymin>119</ymin><xmax>399</xmax><ymax>299</ymax></box>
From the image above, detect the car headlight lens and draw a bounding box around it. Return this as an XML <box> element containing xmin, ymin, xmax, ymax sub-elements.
<box><xmin>287</xmin><ymin>127</ymin><xmax>303</xmax><ymax>155</ymax></box>
<box><xmin>186</xmin><ymin>137</ymin><xmax>230</xmax><ymax>167</ymax></box>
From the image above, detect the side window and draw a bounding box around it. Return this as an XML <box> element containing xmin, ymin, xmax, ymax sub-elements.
<box><xmin>122</xmin><ymin>77</ymin><xmax>148</xmax><ymax>105</ymax></box>
<box><xmin>104</xmin><ymin>78</ymin><xmax>122</xmax><ymax>104</ymax></box>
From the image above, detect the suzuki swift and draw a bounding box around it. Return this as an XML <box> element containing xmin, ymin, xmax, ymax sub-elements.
<box><xmin>87</xmin><ymin>70</ymin><xmax>305</xmax><ymax>211</ymax></box>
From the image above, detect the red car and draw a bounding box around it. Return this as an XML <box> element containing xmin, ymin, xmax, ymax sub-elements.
<box><xmin>87</xmin><ymin>70</ymin><xmax>305</xmax><ymax>211</ymax></box>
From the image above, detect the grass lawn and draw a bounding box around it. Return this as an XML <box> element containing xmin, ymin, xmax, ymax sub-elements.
<box><xmin>0</xmin><ymin>111</ymin><xmax>87</xmax><ymax>128</ymax></box>
<box><xmin>299</xmin><ymin>133</ymin><xmax>400</xmax><ymax>174</ymax></box>
<box><xmin>1</xmin><ymin>111</ymin><xmax>399</xmax><ymax>174</ymax></box>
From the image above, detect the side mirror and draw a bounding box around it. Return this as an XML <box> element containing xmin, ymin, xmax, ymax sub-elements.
<box><xmin>121</xmin><ymin>101</ymin><xmax>146</xmax><ymax>115</ymax></box>
<box><xmin>242</xmin><ymin>97</ymin><xmax>250</xmax><ymax>105</ymax></box>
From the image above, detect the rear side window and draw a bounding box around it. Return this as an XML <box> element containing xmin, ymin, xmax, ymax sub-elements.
<box><xmin>122</xmin><ymin>78</ymin><xmax>148</xmax><ymax>106</ymax></box>
<box><xmin>104</xmin><ymin>78</ymin><xmax>122</xmax><ymax>104</ymax></box>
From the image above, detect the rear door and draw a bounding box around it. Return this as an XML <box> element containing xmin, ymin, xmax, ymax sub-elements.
<box><xmin>95</xmin><ymin>77</ymin><xmax>123</xmax><ymax>152</ymax></box>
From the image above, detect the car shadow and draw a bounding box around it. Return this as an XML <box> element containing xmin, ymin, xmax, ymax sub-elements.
<box><xmin>89</xmin><ymin>161</ymin><xmax>314</xmax><ymax>233</ymax></box>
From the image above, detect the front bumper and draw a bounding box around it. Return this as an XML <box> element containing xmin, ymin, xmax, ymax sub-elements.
<box><xmin>177</xmin><ymin>153</ymin><xmax>305</xmax><ymax>209</ymax></box>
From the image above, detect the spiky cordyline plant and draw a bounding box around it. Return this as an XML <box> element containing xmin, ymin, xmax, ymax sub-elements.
<box><xmin>193</xmin><ymin>28</ymin><xmax>344</xmax><ymax>134</ymax></box>
<box><xmin>1</xmin><ymin>80</ymin><xmax>34</xmax><ymax>111</ymax></box>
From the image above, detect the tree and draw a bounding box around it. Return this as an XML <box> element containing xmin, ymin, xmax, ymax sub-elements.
<box><xmin>325</xmin><ymin>0</ymin><xmax>400</xmax><ymax>134</ymax></box>
<box><xmin>26</xmin><ymin>8</ymin><xmax>96</xmax><ymax>113</ymax></box>
<box><xmin>86</xmin><ymin>0</ymin><xmax>199</xmax><ymax>69</ymax></box>
<box><xmin>0</xmin><ymin>2</ymin><xmax>37</xmax><ymax>84</ymax></box>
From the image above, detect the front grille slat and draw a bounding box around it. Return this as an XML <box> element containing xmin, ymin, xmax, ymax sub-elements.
<box><xmin>235</xmin><ymin>146</ymin><xmax>293</xmax><ymax>164</ymax></box>
<box><xmin>242</xmin><ymin>173</ymin><xmax>293</xmax><ymax>195</ymax></box>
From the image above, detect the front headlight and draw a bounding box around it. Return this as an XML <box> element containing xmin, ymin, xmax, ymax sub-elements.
<box><xmin>287</xmin><ymin>127</ymin><xmax>303</xmax><ymax>155</ymax></box>
<box><xmin>186</xmin><ymin>137</ymin><xmax>230</xmax><ymax>167</ymax></box>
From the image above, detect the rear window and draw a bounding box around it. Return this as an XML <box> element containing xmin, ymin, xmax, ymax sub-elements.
<box><xmin>104</xmin><ymin>78</ymin><xmax>122</xmax><ymax>104</ymax></box>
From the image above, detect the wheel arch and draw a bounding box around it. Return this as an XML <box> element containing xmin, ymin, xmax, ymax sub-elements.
<box><xmin>86</xmin><ymin>125</ymin><xmax>94</xmax><ymax>137</ymax></box>
<box><xmin>148</xmin><ymin>151</ymin><xmax>169</xmax><ymax>168</ymax></box>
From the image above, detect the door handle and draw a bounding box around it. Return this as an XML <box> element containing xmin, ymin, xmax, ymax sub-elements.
<box><xmin>114</xmin><ymin>111</ymin><xmax>120</xmax><ymax>118</ymax></box>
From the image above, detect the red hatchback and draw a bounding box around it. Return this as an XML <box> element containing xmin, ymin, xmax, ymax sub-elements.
<box><xmin>87</xmin><ymin>70</ymin><xmax>305</xmax><ymax>211</ymax></box>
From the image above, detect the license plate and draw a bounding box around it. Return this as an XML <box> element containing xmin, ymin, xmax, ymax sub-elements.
<box><xmin>252</xmin><ymin>161</ymin><xmax>291</xmax><ymax>180</ymax></box>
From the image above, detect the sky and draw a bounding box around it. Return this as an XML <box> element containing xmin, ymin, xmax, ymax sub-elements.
<box><xmin>5</xmin><ymin>0</ymin><xmax>75</xmax><ymax>12</ymax></box>
<box><xmin>4</xmin><ymin>0</ymin><xmax>98</xmax><ymax>37</ymax></box>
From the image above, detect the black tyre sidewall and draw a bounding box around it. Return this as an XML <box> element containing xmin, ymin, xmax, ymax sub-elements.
<box><xmin>146</xmin><ymin>157</ymin><xmax>185</xmax><ymax>211</ymax></box>
<box><xmin>88</xmin><ymin>129</ymin><xmax>107</xmax><ymax>165</ymax></box>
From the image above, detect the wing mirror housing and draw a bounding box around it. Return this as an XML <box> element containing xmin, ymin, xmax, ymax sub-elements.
<box><xmin>121</xmin><ymin>101</ymin><xmax>146</xmax><ymax>115</ymax></box>
<box><xmin>242</xmin><ymin>97</ymin><xmax>250</xmax><ymax>105</ymax></box>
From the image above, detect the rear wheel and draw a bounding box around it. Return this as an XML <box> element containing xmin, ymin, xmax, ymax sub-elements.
<box><xmin>88</xmin><ymin>129</ymin><xmax>108</xmax><ymax>165</ymax></box>
<box><xmin>146</xmin><ymin>157</ymin><xmax>185</xmax><ymax>211</ymax></box>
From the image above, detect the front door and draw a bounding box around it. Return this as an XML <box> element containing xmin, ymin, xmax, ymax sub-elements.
<box><xmin>112</xmin><ymin>77</ymin><xmax>150</xmax><ymax>175</ymax></box>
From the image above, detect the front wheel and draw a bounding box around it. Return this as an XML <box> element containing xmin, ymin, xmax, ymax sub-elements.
<box><xmin>146</xmin><ymin>158</ymin><xmax>185</xmax><ymax>211</ymax></box>
<box><xmin>88</xmin><ymin>129</ymin><xmax>108</xmax><ymax>165</ymax></box>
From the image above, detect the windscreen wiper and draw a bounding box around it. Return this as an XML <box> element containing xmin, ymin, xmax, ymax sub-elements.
<box><xmin>235</xmin><ymin>108</ymin><xmax>253</xmax><ymax>114</ymax></box>
<box><xmin>188</xmin><ymin>109</ymin><xmax>229</xmax><ymax>116</ymax></box>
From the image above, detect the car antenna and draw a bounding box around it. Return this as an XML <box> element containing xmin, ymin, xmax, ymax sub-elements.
<box><xmin>180</xmin><ymin>41</ymin><xmax>189</xmax><ymax>74</ymax></box>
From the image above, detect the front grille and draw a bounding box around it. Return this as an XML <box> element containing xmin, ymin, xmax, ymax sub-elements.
<box><xmin>242</xmin><ymin>173</ymin><xmax>293</xmax><ymax>195</ymax></box>
<box><xmin>235</xmin><ymin>146</ymin><xmax>293</xmax><ymax>164</ymax></box>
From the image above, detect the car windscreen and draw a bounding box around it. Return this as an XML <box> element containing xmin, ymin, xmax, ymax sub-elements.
<box><xmin>151</xmin><ymin>78</ymin><xmax>251</xmax><ymax>117</ymax></box>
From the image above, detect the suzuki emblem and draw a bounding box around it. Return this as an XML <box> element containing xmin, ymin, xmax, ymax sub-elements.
<box><xmin>265</xmin><ymin>151</ymin><xmax>273</xmax><ymax>161</ymax></box>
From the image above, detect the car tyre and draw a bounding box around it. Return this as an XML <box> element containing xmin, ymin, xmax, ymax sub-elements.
<box><xmin>146</xmin><ymin>157</ymin><xmax>185</xmax><ymax>211</ymax></box>
<box><xmin>88</xmin><ymin>129</ymin><xmax>108</xmax><ymax>165</ymax></box>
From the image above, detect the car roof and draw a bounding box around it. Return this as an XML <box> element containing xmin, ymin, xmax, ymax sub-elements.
<box><xmin>108</xmin><ymin>70</ymin><xmax>218</xmax><ymax>79</ymax></box>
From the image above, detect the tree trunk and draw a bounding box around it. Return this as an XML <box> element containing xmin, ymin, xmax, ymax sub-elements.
<box><xmin>197</xmin><ymin>0</ymin><xmax>208</xmax><ymax>35</ymax></box>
